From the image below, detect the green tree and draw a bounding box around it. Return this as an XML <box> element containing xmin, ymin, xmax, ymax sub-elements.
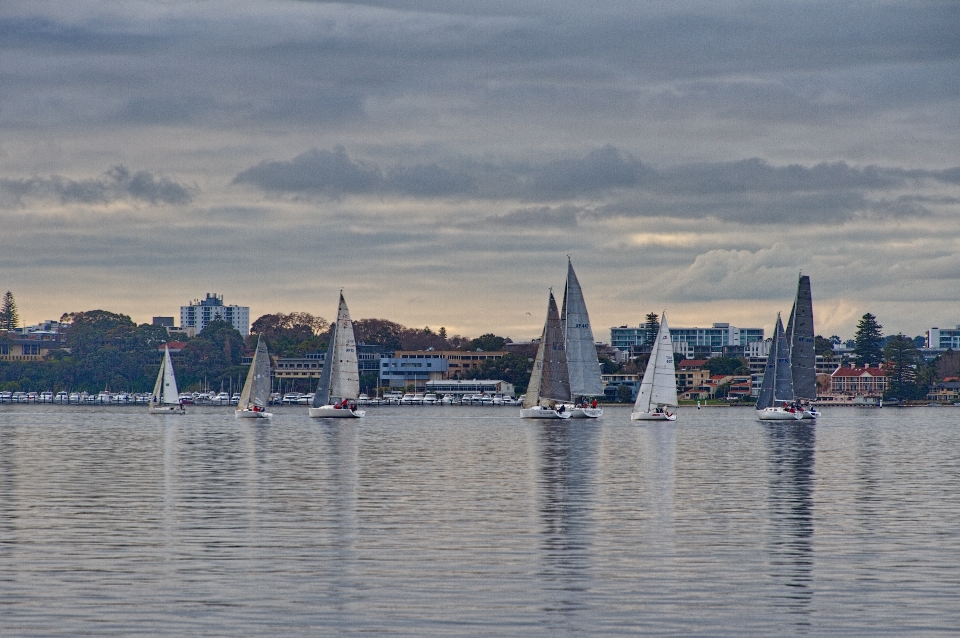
<box><xmin>644</xmin><ymin>312</ymin><xmax>660</xmax><ymax>345</ymax></box>
<box><xmin>0</xmin><ymin>291</ymin><xmax>19</xmax><ymax>330</ymax></box>
<box><xmin>704</xmin><ymin>357</ymin><xmax>748</xmax><ymax>375</ymax></box>
<box><xmin>467</xmin><ymin>333</ymin><xmax>508</xmax><ymax>352</ymax></box>
<box><xmin>882</xmin><ymin>334</ymin><xmax>928</xmax><ymax>400</ymax></box>
<box><xmin>463</xmin><ymin>353</ymin><xmax>531</xmax><ymax>392</ymax></box>
<box><xmin>616</xmin><ymin>384</ymin><xmax>633</xmax><ymax>403</ymax></box>
<box><xmin>352</xmin><ymin>318</ymin><xmax>405</xmax><ymax>351</ymax></box>
<box><xmin>814</xmin><ymin>335</ymin><xmax>834</xmax><ymax>359</ymax></box>
<box><xmin>250</xmin><ymin>312</ymin><xmax>329</xmax><ymax>357</ymax></box>
<box><xmin>853</xmin><ymin>313</ymin><xmax>884</xmax><ymax>366</ymax></box>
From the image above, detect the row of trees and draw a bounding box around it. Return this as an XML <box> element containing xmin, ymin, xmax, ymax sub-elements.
<box><xmin>0</xmin><ymin>307</ymin><xmax>517</xmax><ymax>393</ymax></box>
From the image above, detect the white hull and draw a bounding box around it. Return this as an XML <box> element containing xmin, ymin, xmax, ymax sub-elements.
<box><xmin>799</xmin><ymin>409</ymin><xmax>820</xmax><ymax>420</ymax></box>
<box><xmin>631</xmin><ymin>410</ymin><xmax>676</xmax><ymax>421</ymax></box>
<box><xmin>149</xmin><ymin>404</ymin><xmax>184</xmax><ymax>414</ymax></box>
<box><xmin>568</xmin><ymin>407</ymin><xmax>603</xmax><ymax>418</ymax></box>
<box><xmin>235</xmin><ymin>409</ymin><xmax>272</xmax><ymax>419</ymax></box>
<box><xmin>308</xmin><ymin>405</ymin><xmax>365</xmax><ymax>418</ymax></box>
<box><xmin>757</xmin><ymin>407</ymin><xmax>803</xmax><ymax>421</ymax></box>
<box><xmin>520</xmin><ymin>406</ymin><xmax>571</xmax><ymax>419</ymax></box>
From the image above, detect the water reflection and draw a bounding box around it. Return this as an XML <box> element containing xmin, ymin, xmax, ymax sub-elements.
<box><xmin>536</xmin><ymin>421</ymin><xmax>598</xmax><ymax>625</ymax></box>
<box><xmin>764</xmin><ymin>422</ymin><xmax>815</xmax><ymax>622</ymax></box>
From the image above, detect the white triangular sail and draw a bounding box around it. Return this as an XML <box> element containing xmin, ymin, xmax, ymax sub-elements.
<box><xmin>312</xmin><ymin>292</ymin><xmax>359</xmax><ymax>406</ymax></box>
<box><xmin>562</xmin><ymin>258</ymin><xmax>603</xmax><ymax>398</ymax></box>
<box><xmin>239</xmin><ymin>335</ymin><xmax>271</xmax><ymax>410</ymax></box>
<box><xmin>151</xmin><ymin>345</ymin><xmax>180</xmax><ymax>407</ymax></box>
<box><xmin>633</xmin><ymin>313</ymin><xmax>678</xmax><ymax>412</ymax></box>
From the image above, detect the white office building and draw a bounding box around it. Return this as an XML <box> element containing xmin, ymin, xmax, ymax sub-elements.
<box><xmin>180</xmin><ymin>293</ymin><xmax>250</xmax><ymax>336</ymax></box>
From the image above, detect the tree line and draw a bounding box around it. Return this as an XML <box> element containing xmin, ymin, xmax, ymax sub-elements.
<box><xmin>0</xmin><ymin>307</ymin><xmax>518</xmax><ymax>393</ymax></box>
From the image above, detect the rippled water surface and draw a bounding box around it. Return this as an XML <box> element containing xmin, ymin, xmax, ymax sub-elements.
<box><xmin>2</xmin><ymin>405</ymin><xmax>960</xmax><ymax>636</ymax></box>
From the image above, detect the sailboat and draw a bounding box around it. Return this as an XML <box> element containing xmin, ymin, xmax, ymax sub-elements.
<box><xmin>785</xmin><ymin>274</ymin><xmax>820</xmax><ymax>419</ymax></box>
<box><xmin>631</xmin><ymin>312</ymin><xmax>678</xmax><ymax>421</ymax></box>
<box><xmin>521</xmin><ymin>290</ymin><xmax>572</xmax><ymax>419</ymax></box>
<box><xmin>756</xmin><ymin>314</ymin><xmax>803</xmax><ymax>421</ymax></box>
<box><xmin>236</xmin><ymin>334</ymin><xmax>273</xmax><ymax>419</ymax></box>
<box><xmin>149</xmin><ymin>345</ymin><xmax>184</xmax><ymax>414</ymax></box>
<box><xmin>561</xmin><ymin>258</ymin><xmax>603</xmax><ymax>418</ymax></box>
<box><xmin>309</xmin><ymin>292</ymin><xmax>365</xmax><ymax>418</ymax></box>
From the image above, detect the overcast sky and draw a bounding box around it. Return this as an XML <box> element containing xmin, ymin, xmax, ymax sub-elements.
<box><xmin>1</xmin><ymin>0</ymin><xmax>958</xmax><ymax>340</ymax></box>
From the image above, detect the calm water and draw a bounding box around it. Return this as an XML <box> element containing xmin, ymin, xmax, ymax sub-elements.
<box><xmin>2</xmin><ymin>405</ymin><xmax>960</xmax><ymax>636</ymax></box>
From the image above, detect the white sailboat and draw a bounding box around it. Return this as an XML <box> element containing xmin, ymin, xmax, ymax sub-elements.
<box><xmin>561</xmin><ymin>258</ymin><xmax>603</xmax><ymax>418</ymax></box>
<box><xmin>631</xmin><ymin>312</ymin><xmax>678</xmax><ymax>421</ymax></box>
<box><xmin>756</xmin><ymin>314</ymin><xmax>803</xmax><ymax>421</ymax></box>
<box><xmin>149</xmin><ymin>345</ymin><xmax>184</xmax><ymax>414</ymax></box>
<box><xmin>521</xmin><ymin>291</ymin><xmax>571</xmax><ymax>419</ymax></box>
<box><xmin>236</xmin><ymin>334</ymin><xmax>273</xmax><ymax>419</ymax></box>
<box><xmin>309</xmin><ymin>292</ymin><xmax>365</xmax><ymax>418</ymax></box>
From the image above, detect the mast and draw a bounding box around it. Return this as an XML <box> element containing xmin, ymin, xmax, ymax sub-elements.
<box><xmin>563</xmin><ymin>258</ymin><xmax>604</xmax><ymax>398</ymax></box>
<box><xmin>522</xmin><ymin>310</ymin><xmax>548</xmax><ymax>410</ymax></box>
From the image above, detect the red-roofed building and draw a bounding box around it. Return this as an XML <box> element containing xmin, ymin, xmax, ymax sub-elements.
<box><xmin>158</xmin><ymin>341</ymin><xmax>188</xmax><ymax>354</ymax></box>
<box><xmin>830</xmin><ymin>365</ymin><xmax>888</xmax><ymax>396</ymax></box>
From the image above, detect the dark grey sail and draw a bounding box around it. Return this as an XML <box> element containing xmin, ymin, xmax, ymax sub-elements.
<box><xmin>311</xmin><ymin>321</ymin><xmax>337</xmax><ymax>408</ymax></box>
<box><xmin>785</xmin><ymin>275</ymin><xmax>817</xmax><ymax>400</ymax></box>
<box><xmin>540</xmin><ymin>291</ymin><xmax>571</xmax><ymax>403</ymax></box>
<box><xmin>757</xmin><ymin>314</ymin><xmax>795</xmax><ymax>409</ymax></box>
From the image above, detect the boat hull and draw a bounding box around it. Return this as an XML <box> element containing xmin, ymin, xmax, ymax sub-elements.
<box><xmin>520</xmin><ymin>406</ymin><xmax>571</xmax><ymax>419</ymax></box>
<box><xmin>149</xmin><ymin>404</ymin><xmax>184</xmax><ymax>414</ymax></box>
<box><xmin>568</xmin><ymin>407</ymin><xmax>603</xmax><ymax>418</ymax></box>
<box><xmin>309</xmin><ymin>405</ymin><xmax>365</xmax><ymax>418</ymax></box>
<box><xmin>631</xmin><ymin>411</ymin><xmax>676</xmax><ymax>421</ymax></box>
<box><xmin>235</xmin><ymin>409</ymin><xmax>272</xmax><ymax>419</ymax></box>
<box><xmin>799</xmin><ymin>409</ymin><xmax>820</xmax><ymax>419</ymax></box>
<box><xmin>756</xmin><ymin>407</ymin><xmax>803</xmax><ymax>421</ymax></box>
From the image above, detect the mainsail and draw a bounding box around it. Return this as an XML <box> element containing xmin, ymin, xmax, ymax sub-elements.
<box><xmin>239</xmin><ymin>334</ymin><xmax>271</xmax><ymax>409</ymax></box>
<box><xmin>562</xmin><ymin>259</ymin><xmax>604</xmax><ymax>398</ymax></box>
<box><xmin>152</xmin><ymin>345</ymin><xmax>180</xmax><ymax>406</ymax></box>
<box><xmin>757</xmin><ymin>314</ymin><xmax>794</xmax><ymax>410</ymax></box>
<box><xmin>522</xmin><ymin>291</ymin><xmax>570</xmax><ymax>409</ymax></box>
<box><xmin>633</xmin><ymin>313</ymin><xmax>678</xmax><ymax>412</ymax></box>
<box><xmin>312</xmin><ymin>292</ymin><xmax>360</xmax><ymax>406</ymax></box>
<box><xmin>786</xmin><ymin>274</ymin><xmax>817</xmax><ymax>400</ymax></box>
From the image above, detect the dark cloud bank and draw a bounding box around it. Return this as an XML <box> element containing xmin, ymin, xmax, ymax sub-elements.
<box><xmin>0</xmin><ymin>166</ymin><xmax>194</xmax><ymax>206</ymax></box>
<box><xmin>234</xmin><ymin>146</ymin><xmax>960</xmax><ymax>223</ymax></box>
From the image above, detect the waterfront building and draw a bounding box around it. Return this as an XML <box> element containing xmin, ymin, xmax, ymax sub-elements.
<box><xmin>926</xmin><ymin>326</ymin><xmax>960</xmax><ymax>350</ymax></box>
<box><xmin>829</xmin><ymin>365</ymin><xmax>889</xmax><ymax>397</ymax></box>
<box><xmin>611</xmin><ymin>322</ymin><xmax>763</xmax><ymax>358</ymax></box>
<box><xmin>393</xmin><ymin>350</ymin><xmax>507</xmax><ymax>378</ymax></box>
<box><xmin>380</xmin><ymin>355</ymin><xmax>450</xmax><ymax>389</ymax></box>
<box><xmin>425</xmin><ymin>379</ymin><xmax>515</xmax><ymax>397</ymax></box>
<box><xmin>0</xmin><ymin>331</ymin><xmax>65</xmax><ymax>362</ymax></box>
<box><xmin>601</xmin><ymin>373</ymin><xmax>640</xmax><ymax>402</ymax></box>
<box><xmin>180</xmin><ymin>293</ymin><xmax>250</xmax><ymax>336</ymax></box>
<box><xmin>274</xmin><ymin>354</ymin><xmax>324</xmax><ymax>381</ymax></box>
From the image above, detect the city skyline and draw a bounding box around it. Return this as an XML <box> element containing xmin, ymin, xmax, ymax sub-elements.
<box><xmin>1</xmin><ymin>1</ymin><xmax>957</xmax><ymax>340</ymax></box>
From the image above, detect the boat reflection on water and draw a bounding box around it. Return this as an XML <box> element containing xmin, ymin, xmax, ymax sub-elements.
<box><xmin>764</xmin><ymin>421</ymin><xmax>816</xmax><ymax>622</ymax></box>
<box><xmin>536</xmin><ymin>421</ymin><xmax>598</xmax><ymax>625</ymax></box>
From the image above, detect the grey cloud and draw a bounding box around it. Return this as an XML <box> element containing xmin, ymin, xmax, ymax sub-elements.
<box><xmin>234</xmin><ymin>147</ymin><xmax>960</xmax><ymax>227</ymax></box>
<box><xmin>483</xmin><ymin>205</ymin><xmax>582</xmax><ymax>228</ymax></box>
<box><xmin>233</xmin><ymin>147</ymin><xmax>381</xmax><ymax>197</ymax></box>
<box><xmin>0</xmin><ymin>166</ymin><xmax>194</xmax><ymax>206</ymax></box>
